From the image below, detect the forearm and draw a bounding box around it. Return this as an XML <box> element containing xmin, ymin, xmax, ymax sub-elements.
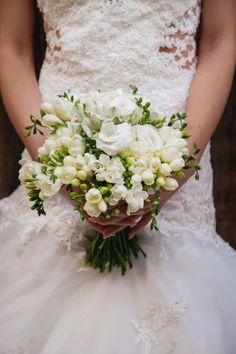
<box><xmin>186</xmin><ymin>41</ymin><xmax>235</xmax><ymax>159</ymax></box>
<box><xmin>0</xmin><ymin>52</ymin><xmax>44</xmax><ymax>159</ymax></box>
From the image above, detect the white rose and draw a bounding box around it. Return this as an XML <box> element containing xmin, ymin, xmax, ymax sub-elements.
<box><xmin>42</xmin><ymin>114</ymin><xmax>63</xmax><ymax>127</ymax></box>
<box><xmin>164</xmin><ymin>178</ymin><xmax>179</xmax><ymax>191</ymax></box>
<box><xmin>159</xmin><ymin>163</ymin><xmax>172</xmax><ymax>176</ymax></box>
<box><xmin>109</xmin><ymin>184</ymin><xmax>128</xmax><ymax>206</ymax></box>
<box><xmin>85</xmin><ymin>188</ymin><xmax>102</xmax><ymax>204</ymax></box>
<box><xmin>169</xmin><ymin>157</ymin><xmax>185</xmax><ymax>171</ymax></box>
<box><xmin>95</xmin><ymin>122</ymin><xmax>132</xmax><ymax>156</ymax></box>
<box><xmin>37</xmin><ymin>174</ymin><xmax>62</xmax><ymax>199</ymax></box>
<box><xmin>141</xmin><ymin>169</ymin><xmax>155</xmax><ymax>185</ymax></box>
<box><xmin>54</xmin><ymin>166</ymin><xmax>77</xmax><ymax>184</ymax></box>
<box><xmin>133</xmin><ymin>125</ymin><xmax>163</xmax><ymax>152</ymax></box>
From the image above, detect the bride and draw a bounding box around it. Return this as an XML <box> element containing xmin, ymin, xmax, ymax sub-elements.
<box><xmin>0</xmin><ymin>0</ymin><xmax>236</xmax><ymax>353</ymax></box>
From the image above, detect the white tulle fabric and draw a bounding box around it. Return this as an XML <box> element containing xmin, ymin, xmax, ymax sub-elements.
<box><xmin>0</xmin><ymin>1</ymin><xmax>236</xmax><ymax>353</ymax></box>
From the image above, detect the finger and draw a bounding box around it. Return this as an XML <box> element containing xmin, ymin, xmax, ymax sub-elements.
<box><xmin>128</xmin><ymin>212</ymin><xmax>152</xmax><ymax>239</ymax></box>
<box><xmin>87</xmin><ymin>208</ymin><xmax>146</xmax><ymax>225</ymax></box>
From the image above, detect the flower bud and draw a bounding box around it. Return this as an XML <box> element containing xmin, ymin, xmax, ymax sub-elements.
<box><xmin>156</xmin><ymin>176</ymin><xmax>166</xmax><ymax>186</ymax></box>
<box><xmin>77</xmin><ymin>170</ymin><xmax>87</xmax><ymax>180</ymax></box>
<box><xmin>169</xmin><ymin>157</ymin><xmax>185</xmax><ymax>172</ymax></box>
<box><xmin>141</xmin><ymin>169</ymin><xmax>155</xmax><ymax>185</ymax></box>
<box><xmin>159</xmin><ymin>163</ymin><xmax>172</xmax><ymax>176</ymax></box>
<box><xmin>71</xmin><ymin>178</ymin><xmax>80</xmax><ymax>187</ymax></box>
<box><xmin>164</xmin><ymin>178</ymin><xmax>178</xmax><ymax>191</ymax></box>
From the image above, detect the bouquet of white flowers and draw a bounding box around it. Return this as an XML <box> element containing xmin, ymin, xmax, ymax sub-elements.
<box><xmin>19</xmin><ymin>86</ymin><xmax>200</xmax><ymax>275</ymax></box>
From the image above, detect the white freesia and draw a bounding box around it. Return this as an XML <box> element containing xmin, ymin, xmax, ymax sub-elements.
<box><xmin>95</xmin><ymin>155</ymin><xmax>125</xmax><ymax>184</ymax></box>
<box><xmin>84</xmin><ymin>202</ymin><xmax>101</xmax><ymax>217</ymax></box>
<box><xmin>42</xmin><ymin>114</ymin><xmax>63</xmax><ymax>127</ymax></box>
<box><xmin>125</xmin><ymin>183</ymin><xmax>149</xmax><ymax>214</ymax></box>
<box><xmin>68</xmin><ymin>134</ymin><xmax>86</xmax><ymax>157</ymax></box>
<box><xmin>54</xmin><ymin>166</ymin><xmax>77</xmax><ymax>184</ymax></box>
<box><xmin>40</xmin><ymin>102</ymin><xmax>56</xmax><ymax>115</ymax></box>
<box><xmin>36</xmin><ymin>174</ymin><xmax>62</xmax><ymax>199</ymax></box>
<box><xmin>141</xmin><ymin>169</ymin><xmax>155</xmax><ymax>185</ymax></box>
<box><xmin>160</xmin><ymin>147</ymin><xmax>180</xmax><ymax>163</ymax></box>
<box><xmin>109</xmin><ymin>184</ymin><xmax>129</xmax><ymax>206</ymax></box>
<box><xmin>85</xmin><ymin>188</ymin><xmax>102</xmax><ymax>204</ymax></box>
<box><xmin>109</xmin><ymin>95</ymin><xmax>137</xmax><ymax>117</ymax></box>
<box><xmin>19</xmin><ymin>161</ymin><xmax>42</xmax><ymax>183</ymax></box>
<box><xmin>95</xmin><ymin>122</ymin><xmax>132</xmax><ymax>155</ymax></box>
<box><xmin>159</xmin><ymin>163</ymin><xmax>172</xmax><ymax>176</ymax></box>
<box><xmin>131</xmin><ymin>174</ymin><xmax>142</xmax><ymax>185</ymax></box>
<box><xmin>52</xmin><ymin>96</ymin><xmax>77</xmax><ymax>121</ymax></box>
<box><xmin>169</xmin><ymin>157</ymin><xmax>185</xmax><ymax>171</ymax></box>
<box><xmin>129</xmin><ymin>156</ymin><xmax>149</xmax><ymax>175</ymax></box>
<box><xmin>63</xmin><ymin>156</ymin><xmax>76</xmax><ymax>166</ymax></box>
<box><xmin>164</xmin><ymin>178</ymin><xmax>179</xmax><ymax>191</ymax></box>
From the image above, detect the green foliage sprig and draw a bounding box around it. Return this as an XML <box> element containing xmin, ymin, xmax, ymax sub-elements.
<box><xmin>25</xmin><ymin>115</ymin><xmax>45</xmax><ymax>137</ymax></box>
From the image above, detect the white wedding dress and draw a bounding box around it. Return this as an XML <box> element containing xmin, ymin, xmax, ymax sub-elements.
<box><xmin>0</xmin><ymin>1</ymin><xmax>236</xmax><ymax>353</ymax></box>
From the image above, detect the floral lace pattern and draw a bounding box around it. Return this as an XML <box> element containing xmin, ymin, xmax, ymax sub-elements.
<box><xmin>131</xmin><ymin>302</ymin><xmax>187</xmax><ymax>354</ymax></box>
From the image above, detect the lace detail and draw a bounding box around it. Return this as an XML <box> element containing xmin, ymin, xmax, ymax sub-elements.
<box><xmin>37</xmin><ymin>0</ymin><xmax>201</xmax><ymax>116</ymax></box>
<box><xmin>0</xmin><ymin>333</ymin><xmax>40</xmax><ymax>354</ymax></box>
<box><xmin>131</xmin><ymin>302</ymin><xmax>187</xmax><ymax>354</ymax></box>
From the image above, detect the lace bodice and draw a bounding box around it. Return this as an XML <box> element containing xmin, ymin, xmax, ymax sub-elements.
<box><xmin>37</xmin><ymin>0</ymin><xmax>201</xmax><ymax>114</ymax></box>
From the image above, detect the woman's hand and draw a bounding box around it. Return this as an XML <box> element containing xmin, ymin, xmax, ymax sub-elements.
<box><xmin>84</xmin><ymin>189</ymin><xmax>174</xmax><ymax>238</ymax></box>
